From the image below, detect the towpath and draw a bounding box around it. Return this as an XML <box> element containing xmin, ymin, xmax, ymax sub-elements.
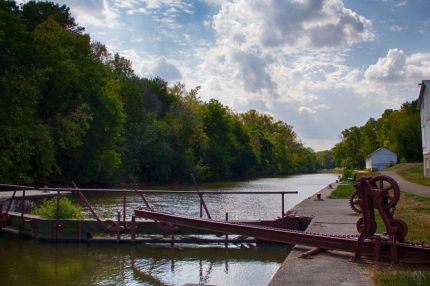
<box><xmin>380</xmin><ymin>164</ymin><xmax>430</xmax><ymax>197</ymax></box>
<box><xmin>269</xmin><ymin>183</ymin><xmax>372</xmax><ymax>286</ymax></box>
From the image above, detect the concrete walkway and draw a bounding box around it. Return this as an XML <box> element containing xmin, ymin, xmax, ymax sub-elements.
<box><xmin>381</xmin><ymin>167</ymin><xmax>430</xmax><ymax>197</ymax></box>
<box><xmin>269</xmin><ymin>184</ymin><xmax>372</xmax><ymax>286</ymax></box>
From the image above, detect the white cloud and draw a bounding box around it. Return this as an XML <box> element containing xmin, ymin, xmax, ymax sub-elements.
<box><xmin>394</xmin><ymin>1</ymin><xmax>408</xmax><ymax>8</ymax></box>
<box><xmin>198</xmin><ymin>0</ymin><xmax>375</xmax><ymax>101</ymax></box>
<box><xmin>212</xmin><ymin>0</ymin><xmax>374</xmax><ymax>51</ymax></box>
<box><xmin>298</xmin><ymin>106</ymin><xmax>317</xmax><ymax>114</ymax></box>
<box><xmin>118</xmin><ymin>0</ymin><xmax>193</xmax><ymax>16</ymax></box>
<box><xmin>203</xmin><ymin>0</ymin><xmax>229</xmax><ymax>5</ymax></box>
<box><xmin>389</xmin><ymin>25</ymin><xmax>405</xmax><ymax>32</ymax></box>
<box><xmin>58</xmin><ymin>0</ymin><xmax>121</xmax><ymax>28</ymax></box>
<box><xmin>365</xmin><ymin>49</ymin><xmax>430</xmax><ymax>84</ymax></box>
<box><xmin>382</xmin><ymin>0</ymin><xmax>408</xmax><ymax>8</ymax></box>
<box><xmin>150</xmin><ymin>57</ymin><xmax>183</xmax><ymax>81</ymax></box>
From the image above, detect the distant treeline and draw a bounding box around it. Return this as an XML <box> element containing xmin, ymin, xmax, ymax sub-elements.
<box><xmin>327</xmin><ymin>100</ymin><xmax>421</xmax><ymax>169</ymax></box>
<box><xmin>0</xmin><ymin>1</ymin><xmax>319</xmax><ymax>185</ymax></box>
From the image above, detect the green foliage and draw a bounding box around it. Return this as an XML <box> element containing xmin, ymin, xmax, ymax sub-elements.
<box><xmin>0</xmin><ymin>0</ymin><xmax>321</xmax><ymax>185</ymax></box>
<box><xmin>315</xmin><ymin>150</ymin><xmax>335</xmax><ymax>169</ymax></box>
<box><xmin>332</xmin><ymin>100</ymin><xmax>421</xmax><ymax>169</ymax></box>
<box><xmin>340</xmin><ymin>169</ymin><xmax>354</xmax><ymax>182</ymax></box>
<box><xmin>33</xmin><ymin>197</ymin><xmax>82</xmax><ymax>219</ymax></box>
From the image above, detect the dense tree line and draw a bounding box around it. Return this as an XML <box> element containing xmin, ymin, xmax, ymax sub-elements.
<box><xmin>0</xmin><ymin>1</ymin><xmax>318</xmax><ymax>185</ymax></box>
<box><xmin>332</xmin><ymin>100</ymin><xmax>421</xmax><ymax>169</ymax></box>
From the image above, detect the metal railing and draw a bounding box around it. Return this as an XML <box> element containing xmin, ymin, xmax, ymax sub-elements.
<box><xmin>0</xmin><ymin>183</ymin><xmax>298</xmax><ymax>241</ymax></box>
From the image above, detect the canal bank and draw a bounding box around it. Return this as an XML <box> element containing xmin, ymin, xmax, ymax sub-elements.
<box><xmin>269</xmin><ymin>183</ymin><xmax>372</xmax><ymax>286</ymax></box>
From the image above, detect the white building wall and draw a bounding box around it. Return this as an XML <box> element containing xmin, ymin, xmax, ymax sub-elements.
<box><xmin>365</xmin><ymin>158</ymin><xmax>372</xmax><ymax>169</ymax></box>
<box><xmin>366</xmin><ymin>148</ymin><xmax>397</xmax><ymax>171</ymax></box>
<box><xmin>421</xmin><ymin>87</ymin><xmax>430</xmax><ymax>176</ymax></box>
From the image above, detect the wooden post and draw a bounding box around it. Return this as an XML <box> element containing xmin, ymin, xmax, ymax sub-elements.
<box><xmin>117</xmin><ymin>211</ymin><xmax>121</xmax><ymax>242</ymax></box>
<box><xmin>131</xmin><ymin>215</ymin><xmax>136</xmax><ymax>242</ymax></box>
<box><xmin>225</xmin><ymin>212</ymin><xmax>229</xmax><ymax>247</ymax></box>
<box><xmin>281</xmin><ymin>193</ymin><xmax>285</xmax><ymax>218</ymax></box>
<box><xmin>56</xmin><ymin>190</ymin><xmax>60</xmax><ymax>220</ymax></box>
<box><xmin>20</xmin><ymin>190</ymin><xmax>26</xmax><ymax>232</ymax></box>
<box><xmin>0</xmin><ymin>201</ymin><xmax>3</xmax><ymax>231</ymax></box>
<box><xmin>123</xmin><ymin>191</ymin><xmax>127</xmax><ymax>226</ymax></box>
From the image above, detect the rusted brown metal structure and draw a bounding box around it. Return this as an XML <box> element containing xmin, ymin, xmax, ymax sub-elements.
<box><xmin>1</xmin><ymin>176</ymin><xmax>430</xmax><ymax>263</ymax></box>
<box><xmin>133</xmin><ymin>175</ymin><xmax>430</xmax><ymax>263</ymax></box>
<box><xmin>351</xmin><ymin>175</ymin><xmax>408</xmax><ymax>262</ymax></box>
<box><xmin>0</xmin><ymin>183</ymin><xmax>299</xmax><ymax>243</ymax></box>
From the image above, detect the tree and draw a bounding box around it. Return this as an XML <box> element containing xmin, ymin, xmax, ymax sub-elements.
<box><xmin>21</xmin><ymin>0</ymin><xmax>82</xmax><ymax>32</ymax></box>
<box><xmin>0</xmin><ymin>0</ymin><xmax>320</xmax><ymax>185</ymax></box>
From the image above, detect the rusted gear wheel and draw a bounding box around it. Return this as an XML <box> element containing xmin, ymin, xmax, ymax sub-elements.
<box><xmin>356</xmin><ymin>217</ymin><xmax>377</xmax><ymax>234</ymax></box>
<box><xmin>349</xmin><ymin>191</ymin><xmax>362</xmax><ymax>213</ymax></box>
<box><xmin>391</xmin><ymin>219</ymin><xmax>408</xmax><ymax>242</ymax></box>
<box><xmin>368</xmin><ymin>175</ymin><xmax>400</xmax><ymax>210</ymax></box>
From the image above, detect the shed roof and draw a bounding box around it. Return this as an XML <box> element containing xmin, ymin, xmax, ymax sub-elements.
<box><xmin>366</xmin><ymin>147</ymin><xmax>396</xmax><ymax>159</ymax></box>
<box><xmin>417</xmin><ymin>80</ymin><xmax>430</xmax><ymax>109</ymax></box>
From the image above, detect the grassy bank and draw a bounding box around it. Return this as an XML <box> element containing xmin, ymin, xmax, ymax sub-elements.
<box><xmin>396</xmin><ymin>163</ymin><xmax>430</xmax><ymax>186</ymax></box>
<box><xmin>328</xmin><ymin>183</ymin><xmax>355</xmax><ymax>199</ymax></box>
<box><xmin>374</xmin><ymin>270</ymin><xmax>430</xmax><ymax>286</ymax></box>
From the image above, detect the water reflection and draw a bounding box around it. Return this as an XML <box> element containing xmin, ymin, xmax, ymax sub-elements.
<box><xmin>0</xmin><ymin>233</ymin><xmax>290</xmax><ymax>286</ymax></box>
<box><xmin>84</xmin><ymin>173</ymin><xmax>337</xmax><ymax>221</ymax></box>
<box><xmin>1</xmin><ymin>173</ymin><xmax>337</xmax><ymax>286</ymax></box>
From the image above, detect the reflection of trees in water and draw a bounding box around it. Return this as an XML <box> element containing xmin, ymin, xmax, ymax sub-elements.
<box><xmin>0</xmin><ymin>234</ymin><xmax>289</xmax><ymax>285</ymax></box>
<box><xmin>130</xmin><ymin>255</ymin><xmax>215</xmax><ymax>286</ymax></box>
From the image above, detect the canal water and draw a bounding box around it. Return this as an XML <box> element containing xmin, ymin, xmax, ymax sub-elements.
<box><xmin>0</xmin><ymin>173</ymin><xmax>337</xmax><ymax>286</ymax></box>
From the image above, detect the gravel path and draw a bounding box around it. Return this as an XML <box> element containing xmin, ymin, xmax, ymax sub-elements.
<box><xmin>381</xmin><ymin>164</ymin><xmax>430</xmax><ymax>197</ymax></box>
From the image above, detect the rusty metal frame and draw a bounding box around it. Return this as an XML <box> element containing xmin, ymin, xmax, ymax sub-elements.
<box><xmin>134</xmin><ymin>208</ymin><xmax>430</xmax><ymax>263</ymax></box>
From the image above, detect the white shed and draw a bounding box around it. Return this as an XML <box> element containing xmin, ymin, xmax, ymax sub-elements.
<box><xmin>417</xmin><ymin>80</ymin><xmax>430</xmax><ymax>177</ymax></box>
<box><xmin>365</xmin><ymin>147</ymin><xmax>397</xmax><ymax>171</ymax></box>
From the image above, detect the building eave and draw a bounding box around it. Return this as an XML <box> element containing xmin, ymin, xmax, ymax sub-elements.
<box><xmin>417</xmin><ymin>80</ymin><xmax>430</xmax><ymax>109</ymax></box>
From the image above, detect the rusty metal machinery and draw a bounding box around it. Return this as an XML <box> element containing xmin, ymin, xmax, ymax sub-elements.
<box><xmin>134</xmin><ymin>175</ymin><xmax>430</xmax><ymax>263</ymax></box>
<box><xmin>352</xmin><ymin>175</ymin><xmax>408</xmax><ymax>262</ymax></box>
<box><xmin>134</xmin><ymin>207</ymin><xmax>429</xmax><ymax>263</ymax></box>
<box><xmin>1</xmin><ymin>177</ymin><xmax>430</xmax><ymax>263</ymax></box>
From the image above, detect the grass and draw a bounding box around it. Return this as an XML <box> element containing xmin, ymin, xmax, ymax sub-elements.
<box><xmin>384</xmin><ymin>163</ymin><xmax>409</xmax><ymax>171</ymax></box>
<box><xmin>328</xmin><ymin>183</ymin><xmax>355</xmax><ymax>199</ymax></box>
<box><xmin>328</xmin><ymin>181</ymin><xmax>430</xmax><ymax>285</ymax></box>
<box><xmin>374</xmin><ymin>270</ymin><xmax>430</xmax><ymax>286</ymax></box>
<box><xmin>371</xmin><ymin>192</ymin><xmax>430</xmax><ymax>242</ymax></box>
<box><xmin>397</xmin><ymin>163</ymin><xmax>430</xmax><ymax>187</ymax></box>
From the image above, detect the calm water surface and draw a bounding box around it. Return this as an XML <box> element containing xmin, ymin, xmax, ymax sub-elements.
<box><xmin>0</xmin><ymin>173</ymin><xmax>337</xmax><ymax>286</ymax></box>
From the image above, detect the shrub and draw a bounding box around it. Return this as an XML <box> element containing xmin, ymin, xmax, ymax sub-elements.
<box><xmin>340</xmin><ymin>168</ymin><xmax>354</xmax><ymax>182</ymax></box>
<box><xmin>33</xmin><ymin>197</ymin><xmax>82</xmax><ymax>219</ymax></box>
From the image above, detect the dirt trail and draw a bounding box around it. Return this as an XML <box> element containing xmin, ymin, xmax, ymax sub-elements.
<box><xmin>381</xmin><ymin>163</ymin><xmax>430</xmax><ymax>197</ymax></box>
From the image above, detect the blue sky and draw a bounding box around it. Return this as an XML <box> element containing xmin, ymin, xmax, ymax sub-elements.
<box><xmin>21</xmin><ymin>0</ymin><xmax>430</xmax><ymax>151</ymax></box>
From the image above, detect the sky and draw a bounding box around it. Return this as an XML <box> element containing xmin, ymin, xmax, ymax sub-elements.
<box><xmin>20</xmin><ymin>0</ymin><xmax>430</xmax><ymax>151</ymax></box>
